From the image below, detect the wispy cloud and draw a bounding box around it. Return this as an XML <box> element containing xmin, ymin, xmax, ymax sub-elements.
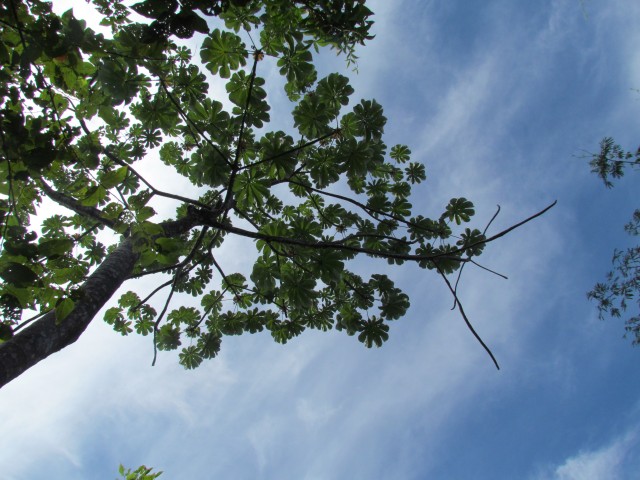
<box><xmin>3</xmin><ymin>1</ymin><xmax>640</xmax><ymax>479</ymax></box>
<box><xmin>531</xmin><ymin>427</ymin><xmax>639</xmax><ymax>480</ymax></box>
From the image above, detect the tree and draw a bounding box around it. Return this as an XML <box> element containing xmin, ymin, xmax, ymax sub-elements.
<box><xmin>0</xmin><ymin>0</ymin><xmax>553</xmax><ymax>388</ymax></box>
<box><xmin>118</xmin><ymin>464</ymin><xmax>162</xmax><ymax>480</ymax></box>
<box><xmin>587</xmin><ymin>137</ymin><xmax>640</xmax><ymax>341</ymax></box>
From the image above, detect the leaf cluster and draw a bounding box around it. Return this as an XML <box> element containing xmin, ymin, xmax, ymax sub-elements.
<box><xmin>0</xmin><ymin>0</ymin><xmax>508</xmax><ymax>369</ymax></box>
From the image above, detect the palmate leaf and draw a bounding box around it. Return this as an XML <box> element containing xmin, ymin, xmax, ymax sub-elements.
<box><xmin>0</xmin><ymin>263</ymin><xmax>39</xmax><ymax>287</ymax></box>
<box><xmin>200</xmin><ymin>29</ymin><xmax>247</xmax><ymax>78</ymax></box>
<box><xmin>316</xmin><ymin>73</ymin><xmax>354</xmax><ymax>116</ymax></box>
<box><xmin>259</xmin><ymin>131</ymin><xmax>296</xmax><ymax>179</ymax></box>
<box><xmin>457</xmin><ymin>228</ymin><xmax>487</xmax><ymax>256</ymax></box>
<box><xmin>37</xmin><ymin>238</ymin><xmax>74</xmax><ymax>259</ymax></box>
<box><xmin>293</xmin><ymin>94</ymin><xmax>332</xmax><ymax>138</ymax></box>
<box><xmin>277</xmin><ymin>42</ymin><xmax>317</xmax><ymax>98</ymax></box>
<box><xmin>358</xmin><ymin>317</ymin><xmax>389</xmax><ymax>347</ymax></box>
<box><xmin>353</xmin><ymin>99</ymin><xmax>386</xmax><ymax>141</ymax></box>
<box><xmin>390</xmin><ymin>144</ymin><xmax>411</xmax><ymax>163</ymax></box>
<box><xmin>405</xmin><ymin>162</ymin><xmax>426</xmax><ymax>184</ymax></box>
<box><xmin>220</xmin><ymin>2</ymin><xmax>261</xmax><ymax>32</ymax></box>
<box><xmin>95</xmin><ymin>60</ymin><xmax>149</xmax><ymax>106</ymax></box>
<box><xmin>179</xmin><ymin>345</ymin><xmax>203</xmax><ymax>369</ymax></box>
<box><xmin>311</xmin><ymin>250</ymin><xmax>345</xmax><ymax>284</ymax></box>
<box><xmin>55</xmin><ymin>298</ymin><xmax>75</xmax><ymax>324</ymax></box>
<box><xmin>233</xmin><ymin>173</ymin><xmax>270</xmax><ymax>208</ymax></box>
<box><xmin>226</xmin><ymin>71</ymin><xmax>267</xmax><ymax>107</ymax></box>
<box><xmin>379</xmin><ymin>291</ymin><xmax>410</xmax><ymax>320</ymax></box>
<box><xmin>282</xmin><ymin>268</ymin><xmax>317</xmax><ymax>310</ymax></box>
<box><xmin>100</xmin><ymin>166</ymin><xmax>128</xmax><ymax>189</ymax></box>
<box><xmin>442</xmin><ymin>198</ymin><xmax>475</xmax><ymax>225</ymax></box>
<box><xmin>251</xmin><ymin>260</ymin><xmax>277</xmax><ymax>296</ymax></box>
<box><xmin>156</xmin><ymin>325</ymin><xmax>181</xmax><ymax>351</ymax></box>
<box><xmin>198</xmin><ymin>332</ymin><xmax>222</xmax><ymax>359</ymax></box>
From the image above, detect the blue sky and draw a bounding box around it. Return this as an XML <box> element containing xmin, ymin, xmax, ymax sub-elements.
<box><xmin>1</xmin><ymin>0</ymin><xmax>639</xmax><ymax>478</ymax></box>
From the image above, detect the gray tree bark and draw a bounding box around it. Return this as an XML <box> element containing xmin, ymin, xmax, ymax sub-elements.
<box><xmin>0</xmin><ymin>238</ymin><xmax>138</xmax><ymax>388</ymax></box>
<box><xmin>0</xmin><ymin>215</ymin><xmax>199</xmax><ymax>389</ymax></box>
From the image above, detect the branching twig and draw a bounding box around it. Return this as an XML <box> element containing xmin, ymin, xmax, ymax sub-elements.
<box><xmin>151</xmin><ymin>273</ymin><xmax>180</xmax><ymax>366</ymax></box>
<box><xmin>136</xmin><ymin>279</ymin><xmax>174</xmax><ymax>311</ymax></box>
<box><xmin>436</xmin><ymin>262</ymin><xmax>500</xmax><ymax>370</ymax></box>
<box><xmin>74</xmin><ymin>115</ymin><xmax>208</xmax><ymax>209</ymax></box>
<box><xmin>452</xmin><ymin>204</ymin><xmax>503</xmax><ymax>309</ymax></box>
<box><xmin>102</xmin><ymin>146</ymin><xmax>208</xmax><ymax>209</ymax></box>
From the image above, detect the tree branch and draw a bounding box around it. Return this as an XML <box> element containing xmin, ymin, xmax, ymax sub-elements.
<box><xmin>194</xmin><ymin>210</ymin><xmax>467</xmax><ymax>263</ymax></box>
<box><xmin>436</xmin><ymin>262</ymin><xmax>500</xmax><ymax>370</ymax></box>
<box><xmin>38</xmin><ymin>178</ymin><xmax>117</xmax><ymax>231</ymax></box>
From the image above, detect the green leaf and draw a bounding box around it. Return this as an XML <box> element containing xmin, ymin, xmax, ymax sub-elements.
<box><xmin>55</xmin><ymin>298</ymin><xmax>75</xmax><ymax>324</ymax></box>
<box><xmin>233</xmin><ymin>174</ymin><xmax>270</xmax><ymax>208</ymax></box>
<box><xmin>130</xmin><ymin>0</ymin><xmax>178</xmax><ymax>19</ymax></box>
<box><xmin>312</xmin><ymin>250</ymin><xmax>345</xmax><ymax>284</ymax></box>
<box><xmin>156</xmin><ymin>324</ymin><xmax>181</xmax><ymax>351</ymax></box>
<box><xmin>390</xmin><ymin>145</ymin><xmax>411</xmax><ymax>163</ymax></box>
<box><xmin>457</xmin><ymin>228</ymin><xmax>486</xmax><ymax>256</ymax></box>
<box><xmin>379</xmin><ymin>292</ymin><xmax>410</xmax><ymax>320</ymax></box>
<box><xmin>136</xmin><ymin>206</ymin><xmax>156</xmax><ymax>222</ymax></box>
<box><xmin>0</xmin><ymin>323</ymin><xmax>14</xmax><ymax>341</ymax></box>
<box><xmin>353</xmin><ymin>99</ymin><xmax>386</xmax><ymax>141</ymax></box>
<box><xmin>80</xmin><ymin>185</ymin><xmax>107</xmax><ymax>207</ymax></box>
<box><xmin>442</xmin><ymin>198</ymin><xmax>475</xmax><ymax>225</ymax></box>
<box><xmin>316</xmin><ymin>73</ymin><xmax>354</xmax><ymax>115</ymax></box>
<box><xmin>277</xmin><ymin>42</ymin><xmax>316</xmax><ymax>97</ymax></box>
<box><xmin>358</xmin><ymin>318</ymin><xmax>389</xmax><ymax>347</ymax></box>
<box><xmin>0</xmin><ymin>263</ymin><xmax>38</xmax><ymax>287</ymax></box>
<box><xmin>179</xmin><ymin>345</ymin><xmax>203</xmax><ymax>369</ymax></box>
<box><xmin>198</xmin><ymin>332</ymin><xmax>221</xmax><ymax>359</ymax></box>
<box><xmin>38</xmin><ymin>238</ymin><xmax>74</xmax><ymax>259</ymax></box>
<box><xmin>405</xmin><ymin>162</ymin><xmax>426</xmax><ymax>184</ymax></box>
<box><xmin>293</xmin><ymin>94</ymin><xmax>332</xmax><ymax>138</ymax></box>
<box><xmin>251</xmin><ymin>261</ymin><xmax>277</xmax><ymax>296</ymax></box>
<box><xmin>200</xmin><ymin>29</ymin><xmax>247</xmax><ymax>78</ymax></box>
<box><xmin>100</xmin><ymin>166</ymin><xmax>128</xmax><ymax>189</ymax></box>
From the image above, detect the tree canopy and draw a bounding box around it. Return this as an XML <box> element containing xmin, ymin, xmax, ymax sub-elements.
<box><xmin>587</xmin><ymin>137</ymin><xmax>640</xmax><ymax>341</ymax></box>
<box><xmin>0</xmin><ymin>0</ymin><xmax>553</xmax><ymax>388</ymax></box>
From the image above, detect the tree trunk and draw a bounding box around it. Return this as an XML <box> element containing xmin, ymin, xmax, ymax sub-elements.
<box><xmin>0</xmin><ymin>238</ymin><xmax>139</xmax><ymax>388</ymax></box>
<box><xmin>0</xmin><ymin>213</ymin><xmax>200</xmax><ymax>388</ymax></box>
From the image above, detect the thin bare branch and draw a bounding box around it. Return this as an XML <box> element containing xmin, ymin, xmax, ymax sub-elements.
<box><xmin>436</xmin><ymin>262</ymin><xmax>500</xmax><ymax>370</ymax></box>
<box><xmin>468</xmin><ymin>260</ymin><xmax>508</xmax><ymax>279</ymax></box>
<box><xmin>453</xmin><ymin>204</ymin><xmax>503</xmax><ymax>309</ymax></box>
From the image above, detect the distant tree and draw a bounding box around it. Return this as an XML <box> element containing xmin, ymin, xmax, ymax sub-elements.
<box><xmin>587</xmin><ymin>137</ymin><xmax>640</xmax><ymax>341</ymax></box>
<box><xmin>0</xmin><ymin>0</ymin><xmax>553</xmax><ymax>388</ymax></box>
<box><xmin>118</xmin><ymin>464</ymin><xmax>162</xmax><ymax>480</ymax></box>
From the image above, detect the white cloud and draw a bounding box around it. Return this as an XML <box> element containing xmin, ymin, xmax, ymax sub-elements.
<box><xmin>532</xmin><ymin>429</ymin><xmax>639</xmax><ymax>480</ymax></box>
<box><xmin>4</xmin><ymin>1</ymin><xmax>640</xmax><ymax>479</ymax></box>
